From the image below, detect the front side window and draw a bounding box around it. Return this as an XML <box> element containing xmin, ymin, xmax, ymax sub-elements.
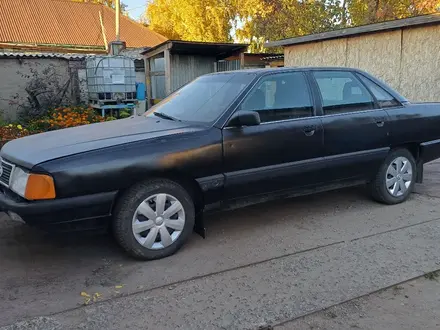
<box><xmin>146</xmin><ymin>73</ymin><xmax>255</xmax><ymax>124</ymax></box>
<box><xmin>313</xmin><ymin>71</ymin><xmax>375</xmax><ymax>115</ymax></box>
<box><xmin>357</xmin><ymin>75</ymin><xmax>401</xmax><ymax>108</ymax></box>
<box><xmin>239</xmin><ymin>72</ymin><xmax>313</xmax><ymax>123</ymax></box>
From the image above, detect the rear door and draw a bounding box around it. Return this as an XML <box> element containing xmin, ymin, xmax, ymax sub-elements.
<box><xmin>311</xmin><ymin>70</ymin><xmax>390</xmax><ymax>182</ymax></box>
<box><xmin>222</xmin><ymin>71</ymin><xmax>325</xmax><ymax>200</ymax></box>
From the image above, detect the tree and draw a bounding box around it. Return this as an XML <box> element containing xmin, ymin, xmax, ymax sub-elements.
<box><xmin>236</xmin><ymin>0</ymin><xmax>345</xmax><ymax>52</ymax></box>
<box><xmin>346</xmin><ymin>0</ymin><xmax>440</xmax><ymax>25</ymax></box>
<box><xmin>145</xmin><ymin>0</ymin><xmax>273</xmax><ymax>42</ymax></box>
<box><xmin>144</xmin><ymin>0</ymin><xmax>440</xmax><ymax>52</ymax></box>
<box><xmin>146</xmin><ymin>0</ymin><xmax>231</xmax><ymax>42</ymax></box>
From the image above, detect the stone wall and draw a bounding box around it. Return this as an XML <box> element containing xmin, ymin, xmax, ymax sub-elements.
<box><xmin>0</xmin><ymin>57</ymin><xmax>85</xmax><ymax>120</ymax></box>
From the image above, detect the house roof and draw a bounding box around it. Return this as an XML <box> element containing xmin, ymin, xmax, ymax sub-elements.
<box><xmin>0</xmin><ymin>0</ymin><xmax>167</xmax><ymax>53</ymax></box>
<box><xmin>266</xmin><ymin>13</ymin><xmax>440</xmax><ymax>48</ymax></box>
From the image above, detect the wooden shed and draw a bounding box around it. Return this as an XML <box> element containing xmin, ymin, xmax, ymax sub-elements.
<box><xmin>142</xmin><ymin>40</ymin><xmax>248</xmax><ymax>107</ymax></box>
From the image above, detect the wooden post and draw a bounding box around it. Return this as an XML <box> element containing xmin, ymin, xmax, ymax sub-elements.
<box><xmin>145</xmin><ymin>57</ymin><xmax>153</xmax><ymax>109</ymax></box>
<box><xmin>239</xmin><ymin>52</ymin><xmax>245</xmax><ymax>69</ymax></box>
<box><xmin>164</xmin><ymin>48</ymin><xmax>172</xmax><ymax>95</ymax></box>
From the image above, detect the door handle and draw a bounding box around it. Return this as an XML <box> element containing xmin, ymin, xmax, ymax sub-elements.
<box><xmin>303</xmin><ymin>125</ymin><xmax>316</xmax><ymax>136</ymax></box>
<box><xmin>374</xmin><ymin>117</ymin><xmax>385</xmax><ymax>127</ymax></box>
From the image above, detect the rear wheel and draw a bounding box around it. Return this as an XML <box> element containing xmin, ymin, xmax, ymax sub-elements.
<box><xmin>371</xmin><ymin>148</ymin><xmax>416</xmax><ymax>205</ymax></box>
<box><xmin>113</xmin><ymin>179</ymin><xmax>195</xmax><ymax>260</ymax></box>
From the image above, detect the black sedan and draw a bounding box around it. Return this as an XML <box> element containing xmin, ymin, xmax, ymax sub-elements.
<box><xmin>2</xmin><ymin>67</ymin><xmax>440</xmax><ymax>260</ymax></box>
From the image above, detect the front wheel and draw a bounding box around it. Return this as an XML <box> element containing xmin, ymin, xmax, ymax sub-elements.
<box><xmin>113</xmin><ymin>179</ymin><xmax>195</xmax><ymax>260</ymax></box>
<box><xmin>370</xmin><ymin>148</ymin><xmax>416</xmax><ymax>205</ymax></box>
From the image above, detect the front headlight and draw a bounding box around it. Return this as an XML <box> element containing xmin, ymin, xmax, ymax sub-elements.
<box><xmin>10</xmin><ymin>167</ymin><xmax>29</xmax><ymax>198</ymax></box>
<box><xmin>10</xmin><ymin>167</ymin><xmax>56</xmax><ymax>200</ymax></box>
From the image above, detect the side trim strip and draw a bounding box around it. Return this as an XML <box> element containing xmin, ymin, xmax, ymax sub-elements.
<box><xmin>226</xmin><ymin>157</ymin><xmax>325</xmax><ymax>179</ymax></box>
<box><xmin>224</xmin><ymin>147</ymin><xmax>390</xmax><ymax>185</ymax></box>
<box><xmin>326</xmin><ymin>147</ymin><xmax>390</xmax><ymax>162</ymax></box>
<box><xmin>421</xmin><ymin>139</ymin><xmax>440</xmax><ymax>147</ymax></box>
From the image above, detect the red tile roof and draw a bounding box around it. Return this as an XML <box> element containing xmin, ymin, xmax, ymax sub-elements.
<box><xmin>0</xmin><ymin>0</ymin><xmax>167</xmax><ymax>52</ymax></box>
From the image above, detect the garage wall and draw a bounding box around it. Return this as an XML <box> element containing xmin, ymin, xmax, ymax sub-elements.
<box><xmin>284</xmin><ymin>25</ymin><xmax>440</xmax><ymax>102</ymax></box>
<box><xmin>285</xmin><ymin>39</ymin><xmax>346</xmax><ymax>67</ymax></box>
<box><xmin>400</xmin><ymin>25</ymin><xmax>440</xmax><ymax>102</ymax></box>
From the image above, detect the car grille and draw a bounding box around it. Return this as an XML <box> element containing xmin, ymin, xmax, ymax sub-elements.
<box><xmin>0</xmin><ymin>159</ymin><xmax>13</xmax><ymax>187</ymax></box>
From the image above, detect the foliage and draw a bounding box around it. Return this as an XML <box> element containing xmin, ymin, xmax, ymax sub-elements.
<box><xmin>146</xmin><ymin>0</ymin><xmax>232</xmax><ymax>41</ymax></box>
<box><xmin>145</xmin><ymin>0</ymin><xmax>270</xmax><ymax>42</ymax></box>
<box><xmin>106</xmin><ymin>116</ymin><xmax>118</xmax><ymax>121</ymax></box>
<box><xmin>118</xmin><ymin>110</ymin><xmax>131</xmax><ymax>119</ymax></box>
<box><xmin>236</xmin><ymin>0</ymin><xmax>346</xmax><ymax>52</ymax></box>
<box><xmin>145</xmin><ymin>0</ymin><xmax>440</xmax><ymax>52</ymax></box>
<box><xmin>145</xmin><ymin>0</ymin><xmax>347</xmax><ymax>50</ymax></box>
<box><xmin>31</xmin><ymin>106</ymin><xmax>105</xmax><ymax>132</ymax></box>
<box><xmin>346</xmin><ymin>0</ymin><xmax>440</xmax><ymax>26</ymax></box>
<box><xmin>0</xmin><ymin>124</ymin><xmax>31</xmax><ymax>141</ymax></box>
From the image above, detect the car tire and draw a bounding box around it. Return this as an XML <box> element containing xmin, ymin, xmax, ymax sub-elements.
<box><xmin>113</xmin><ymin>179</ymin><xmax>195</xmax><ymax>260</ymax></box>
<box><xmin>370</xmin><ymin>148</ymin><xmax>416</xmax><ymax>205</ymax></box>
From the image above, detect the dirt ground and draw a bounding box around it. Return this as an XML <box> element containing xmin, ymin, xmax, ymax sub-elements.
<box><xmin>277</xmin><ymin>273</ymin><xmax>440</xmax><ymax>330</ymax></box>
<box><xmin>1</xmin><ymin>160</ymin><xmax>440</xmax><ymax>329</ymax></box>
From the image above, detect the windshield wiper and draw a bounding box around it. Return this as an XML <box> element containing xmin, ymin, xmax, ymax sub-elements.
<box><xmin>154</xmin><ymin>112</ymin><xmax>181</xmax><ymax>122</ymax></box>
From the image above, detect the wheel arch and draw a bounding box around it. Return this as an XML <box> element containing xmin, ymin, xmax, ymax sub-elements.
<box><xmin>113</xmin><ymin>169</ymin><xmax>205</xmax><ymax>218</ymax></box>
<box><xmin>391</xmin><ymin>143</ymin><xmax>422</xmax><ymax>183</ymax></box>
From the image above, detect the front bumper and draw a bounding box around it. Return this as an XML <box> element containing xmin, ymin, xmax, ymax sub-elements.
<box><xmin>0</xmin><ymin>189</ymin><xmax>117</xmax><ymax>231</ymax></box>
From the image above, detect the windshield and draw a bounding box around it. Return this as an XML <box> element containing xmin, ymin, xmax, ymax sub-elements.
<box><xmin>145</xmin><ymin>73</ymin><xmax>255</xmax><ymax>124</ymax></box>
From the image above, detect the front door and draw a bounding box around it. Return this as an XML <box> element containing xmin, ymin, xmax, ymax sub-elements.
<box><xmin>222</xmin><ymin>71</ymin><xmax>325</xmax><ymax>200</ymax></box>
<box><xmin>311</xmin><ymin>70</ymin><xmax>390</xmax><ymax>182</ymax></box>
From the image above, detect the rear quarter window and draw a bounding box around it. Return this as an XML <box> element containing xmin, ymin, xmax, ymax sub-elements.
<box><xmin>357</xmin><ymin>75</ymin><xmax>401</xmax><ymax>108</ymax></box>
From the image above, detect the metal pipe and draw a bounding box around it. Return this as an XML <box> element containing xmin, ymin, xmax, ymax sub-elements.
<box><xmin>99</xmin><ymin>11</ymin><xmax>108</xmax><ymax>51</ymax></box>
<box><xmin>116</xmin><ymin>0</ymin><xmax>120</xmax><ymax>41</ymax></box>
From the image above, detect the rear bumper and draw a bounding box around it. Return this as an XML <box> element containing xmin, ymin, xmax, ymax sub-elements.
<box><xmin>0</xmin><ymin>189</ymin><xmax>117</xmax><ymax>230</ymax></box>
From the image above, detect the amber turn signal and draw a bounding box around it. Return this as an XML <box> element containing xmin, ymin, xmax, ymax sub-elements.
<box><xmin>24</xmin><ymin>174</ymin><xmax>56</xmax><ymax>200</ymax></box>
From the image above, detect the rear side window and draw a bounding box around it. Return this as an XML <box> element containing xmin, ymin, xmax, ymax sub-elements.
<box><xmin>357</xmin><ymin>75</ymin><xmax>401</xmax><ymax>108</ymax></box>
<box><xmin>239</xmin><ymin>72</ymin><xmax>313</xmax><ymax>123</ymax></box>
<box><xmin>313</xmin><ymin>71</ymin><xmax>375</xmax><ymax>115</ymax></box>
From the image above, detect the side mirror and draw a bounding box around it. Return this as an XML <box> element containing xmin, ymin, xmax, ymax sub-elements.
<box><xmin>227</xmin><ymin>110</ymin><xmax>261</xmax><ymax>127</ymax></box>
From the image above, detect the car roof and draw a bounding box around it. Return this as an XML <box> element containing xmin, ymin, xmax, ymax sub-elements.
<box><xmin>207</xmin><ymin>66</ymin><xmax>408</xmax><ymax>104</ymax></box>
<box><xmin>208</xmin><ymin>66</ymin><xmax>364</xmax><ymax>76</ymax></box>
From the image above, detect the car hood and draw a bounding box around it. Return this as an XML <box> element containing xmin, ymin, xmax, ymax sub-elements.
<box><xmin>1</xmin><ymin>116</ymin><xmax>203</xmax><ymax>169</ymax></box>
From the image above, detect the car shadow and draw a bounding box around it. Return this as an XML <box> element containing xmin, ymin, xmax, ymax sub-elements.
<box><xmin>0</xmin><ymin>186</ymin><xmax>375</xmax><ymax>265</ymax></box>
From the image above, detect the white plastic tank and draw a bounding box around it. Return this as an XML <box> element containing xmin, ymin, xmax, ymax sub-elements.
<box><xmin>86</xmin><ymin>56</ymin><xmax>136</xmax><ymax>104</ymax></box>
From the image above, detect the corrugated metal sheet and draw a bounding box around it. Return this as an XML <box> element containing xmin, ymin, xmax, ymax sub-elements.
<box><xmin>0</xmin><ymin>0</ymin><xmax>167</xmax><ymax>49</ymax></box>
<box><xmin>170</xmin><ymin>54</ymin><xmax>215</xmax><ymax>92</ymax></box>
<box><xmin>261</xmin><ymin>55</ymin><xmax>284</xmax><ymax>61</ymax></box>
<box><xmin>0</xmin><ymin>52</ymin><xmax>89</xmax><ymax>59</ymax></box>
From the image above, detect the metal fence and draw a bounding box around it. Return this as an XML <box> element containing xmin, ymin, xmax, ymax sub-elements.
<box><xmin>216</xmin><ymin>59</ymin><xmax>241</xmax><ymax>72</ymax></box>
